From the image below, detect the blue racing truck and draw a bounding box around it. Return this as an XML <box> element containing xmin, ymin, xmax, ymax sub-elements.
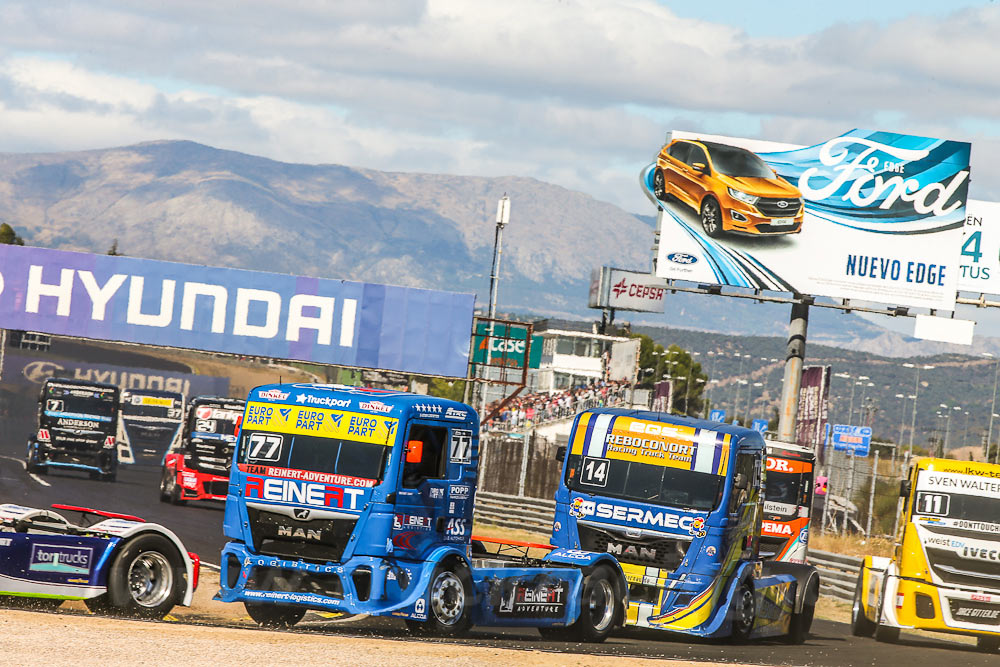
<box><xmin>216</xmin><ymin>384</ymin><xmax>628</xmax><ymax>640</ymax></box>
<box><xmin>550</xmin><ymin>409</ymin><xmax>819</xmax><ymax>642</ymax></box>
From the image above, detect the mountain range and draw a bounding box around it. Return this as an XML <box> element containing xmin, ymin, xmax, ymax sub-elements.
<box><xmin>0</xmin><ymin>140</ymin><xmax>997</xmax><ymax>359</ymax></box>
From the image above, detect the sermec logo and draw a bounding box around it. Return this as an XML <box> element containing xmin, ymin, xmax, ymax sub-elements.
<box><xmin>666</xmin><ymin>252</ymin><xmax>698</xmax><ymax>265</ymax></box>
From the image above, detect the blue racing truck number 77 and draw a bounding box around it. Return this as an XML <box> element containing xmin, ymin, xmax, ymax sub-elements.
<box><xmin>217</xmin><ymin>384</ymin><xmax>628</xmax><ymax>640</ymax></box>
<box><xmin>550</xmin><ymin>409</ymin><xmax>819</xmax><ymax>642</ymax></box>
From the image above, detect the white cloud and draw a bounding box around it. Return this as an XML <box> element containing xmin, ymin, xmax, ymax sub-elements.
<box><xmin>0</xmin><ymin>1</ymin><xmax>997</xmax><ymax>210</ymax></box>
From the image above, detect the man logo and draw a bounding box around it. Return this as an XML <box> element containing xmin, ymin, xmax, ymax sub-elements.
<box><xmin>611</xmin><ymin>278</ymin><xmax>628</xmax><ymax>297</ymax></box>
<box><xmin>23</xmin><ymin>361</ymin><xmax>64</xmax><ymax>384</ymax></box>
<box><xmin>293</xmin><ymin>508</ymin><xmax>311</xmax><ymax>520</ymax></box>
<box><xmin>666</xmin><ymin>252</ymin><xmax>698</xmax><ymax>265</ymax></box>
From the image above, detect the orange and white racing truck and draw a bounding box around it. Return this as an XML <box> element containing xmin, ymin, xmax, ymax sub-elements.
<box><xmin>761</xmin><ymin>440</ymin><xmax>815</xmax><ymax>563</ymax></box>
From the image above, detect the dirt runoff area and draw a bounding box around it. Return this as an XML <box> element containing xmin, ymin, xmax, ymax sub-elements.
<box><xmin>0</xmin><ymin>570</ymin><xmax>763</xmax><ymax>667</ymax></box>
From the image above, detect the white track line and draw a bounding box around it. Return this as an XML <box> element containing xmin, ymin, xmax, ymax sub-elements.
<box><xmin>0</xmin><ymin>454</ymin><xmax>51</xmax><ymax>487</ymax></box>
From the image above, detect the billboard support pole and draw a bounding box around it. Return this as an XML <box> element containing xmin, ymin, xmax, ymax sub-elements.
<box><xmin>778</xmin><ymin>301</ymin><xmax>810</xmax><ymax>442</ymax></box>
<box><xmin>0</xmin><ymin>329</ymin><xmax>6</xmax><ymax>383</ymax></box>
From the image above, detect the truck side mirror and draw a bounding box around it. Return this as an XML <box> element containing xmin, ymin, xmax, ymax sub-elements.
<box><xmin>556</xmin><ymin>445</ymin><xmax>566</xmax><ymax>463</ymax></box>
<box><xmin>734</xmin><ymin>472</ymin><xmax>748</xmax><ymax>490</ymax></box>
<box><xmin>899</xmin><ymin>479</ymin><xmax>911</xmax><ymax>498</ymax></box>
<box><xmin>406</xmin><ymin>440</ymin><xmax>424</xmax><ymax>464</ymax></box>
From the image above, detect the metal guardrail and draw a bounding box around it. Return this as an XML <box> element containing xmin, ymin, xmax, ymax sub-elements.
<box><xmin>809</xmin><ymin>549</ymin><xmax>862</xmax><ymax>602</ymax></box>
<box><xmin>475</xmin><ymin>493</ymin><xmax>864</xmax><ymax>604</ymax></box>
<box><xmin>473</xmin><ymin>490</ymin><xmax>555</xmax><ymax>534</ymax></box>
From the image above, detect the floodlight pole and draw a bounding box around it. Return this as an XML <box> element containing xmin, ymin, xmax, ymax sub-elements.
<box><xmin>777</xmin><ymin>301</ymin><xmax>809</xmax><ymax>443</ymax></box>
<box><xmin>479</xmin><ymin>195</ymin><xmax>510</xmax><ymax>422</ymax></box>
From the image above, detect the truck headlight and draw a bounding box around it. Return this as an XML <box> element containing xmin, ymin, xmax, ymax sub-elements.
<box><xmin>727</xmin><ymin>188</ymin><xmax>759</xmax><ymax>206</ymax></box>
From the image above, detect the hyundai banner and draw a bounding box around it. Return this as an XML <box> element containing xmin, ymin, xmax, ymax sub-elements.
<box><xmin>644</xmin><ymin>129</ymin><xmax>971</xmax><ymax>310</ymax></box>
<box><xmin>0</xmin><ymin>245</ymin><xmax>474</xmax><ymax>377</ymax></box>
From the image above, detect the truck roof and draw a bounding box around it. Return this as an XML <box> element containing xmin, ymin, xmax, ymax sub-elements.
<box><xmin>765</xmin><ymin>439</ymin><xmax>815</xmax><ymax>460</ymax></box>
<box><xmin>913</xmin><ymin>457</ymin><xmax>1000</xmax><ymax>476</ymax></box>
<box><xmin>577</xmin><ymin>408</ymin><xmax>765</xmax><ymax>450</ymax></box>
<box><xmin>42</xmin><ymin>378</ymin><xmax>120</xmax><ymax>393</ymax></box>
<box><xmin>247</xmin><ymin>383</ymin><xmax>478</xmax><ymax>424</ymax></box>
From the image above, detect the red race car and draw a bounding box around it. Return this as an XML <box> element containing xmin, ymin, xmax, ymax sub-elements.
<box><xmin>160</xmin><ymin>396</ymin><xmax>245</xmax><ymax>504</ymax></box>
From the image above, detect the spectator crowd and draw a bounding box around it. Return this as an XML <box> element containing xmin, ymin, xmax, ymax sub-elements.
<box><xmin>484</xmin><ymin>380</ymin><xmax>629</xmax><ymax>432</ymax></box>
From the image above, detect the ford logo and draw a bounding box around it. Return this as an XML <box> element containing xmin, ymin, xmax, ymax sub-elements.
<box><xmin>776</xmin><ymin>200</ymin><xmax>789</xmax><ymax>208</ymax></box>
<box><xmin>666</xmin><ymin>252</ymin><xmax>698</xmax><ymax>265</ymax></box>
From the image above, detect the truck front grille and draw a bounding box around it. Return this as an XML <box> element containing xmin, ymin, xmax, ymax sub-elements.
<box><xmin>247</xmin><ymin>508</ymin><xmax>357</xmax><ymax>564</ymax></box>
<box><xmin>925</xmin><ymin>546</ymin><xmax>1000</xmax><ymax>588</ymax></box>
<box><xmin>578</xmin><ymin>524</ymin><xmax>690</xmax><ymax>570</ymax></box>
<box><xmin>187</xmin><ymin>440</ymin><xmax>233</xmax><ymax>475</ymax></box>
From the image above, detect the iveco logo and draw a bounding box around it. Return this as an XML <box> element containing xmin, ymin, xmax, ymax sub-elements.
<box><xmin>666</xmin><ymin>252</ymin><xmax>698</xmax><ymax>265</ymax></box>
<box><xmin>776</xmin><ymin>200</ymin><xmax>789</xmax><ymax>208</ymax></box>
<box><xmin>293</xmin><ymin>508</ymin><xmax>311</xmax><ymax>520</ymax></box>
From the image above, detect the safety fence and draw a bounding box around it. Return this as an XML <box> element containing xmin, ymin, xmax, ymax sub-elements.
<box><xmin>478</xmin><ymin>432</ymin><xmax>563</xmax><ymax>500</ymax></box>
<box><xmin>808</xmin><ymin>549</ymin><xmax>862</xmax><ymax>603</ymax></box>
<box><xmin>818</xmin><ymin>445</ymin><xmax>905</xmax><ymax>539</ymax></box>
<box><xmin>473</xmin><ymin>490</ymin><xmax>556</xmax><ymax>534</ymax></box>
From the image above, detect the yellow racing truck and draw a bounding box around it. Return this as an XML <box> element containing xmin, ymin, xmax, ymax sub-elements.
<box><xmin>852</xmin><ymin>457</ymin><xmax>1000</xmax><ymax>652</ymax></box>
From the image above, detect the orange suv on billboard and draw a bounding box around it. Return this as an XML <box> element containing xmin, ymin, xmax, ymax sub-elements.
<box><xmin>652</xmin><ymin>138</ymin><xmax>804</xmax><ymax>238</ymax></box>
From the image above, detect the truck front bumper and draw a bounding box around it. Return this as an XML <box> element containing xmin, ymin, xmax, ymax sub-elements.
<box><xmin>887</xmin><ymin>576</ymin><xmax>1000</xmax><ymax>637</ymax></box>
<box><xmin>215</xmin><ymin>542</ymin><xmax>430</xmax><ymax>617</ymax></box>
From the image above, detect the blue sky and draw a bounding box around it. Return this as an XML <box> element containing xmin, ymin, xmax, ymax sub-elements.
<box><xmin>669</xmin><ymin>0</ymin><xmax>988</xmax><ymax>36</ymax></box>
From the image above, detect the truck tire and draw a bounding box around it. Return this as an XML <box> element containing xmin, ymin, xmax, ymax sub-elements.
<box><xmin>89</xmin><ymin>533</ymin><xmax>186</xmax><ymax>619</ymax></box>
<box><xmin>731</xmin><ymin>582</ymin><xmax>756</xmax><ymax>642</ymax></box>
<box><xmin>26</xmin><ymin>443</ymin><xmax>46</xmax><ymax>475</ymax></box>
<box><xmin>568</xmin><ymin>565</ymin><xmax>620</xmax><ymax>643</ymax></box>
<box><xmin>873</xmin><ymin>577</ymin><xmax>899</xmax><ymax>643</ymax></box>
<box><xmin>785</xmin><ymin>596</ymin><xmax>815</xmax><ymax>644</ymax></box>
<box><xmin>159</xmin><ymin>469</ymin><xmax>171</xmax><ymax>502</ymax></box>
<box><xmin>977</xmin><ymin>635</ymin><xmax>999</xmax><ymax>652</ymax></box>
<box><xmin>406</xmin><ymin>563</ymin><xmax>473</xmax><ymax>637</ymax></box>
<box><xmin>850</xmin><ymin>571</ymin><xmax>875</xmax><ymax>637</ymax></box>
<box><xmin>245</xmin><ymin>602</ymin><xmax>306</xmax><ymax>628</ymax></box>
<box><xmin>160</xmin><ymin>470</ymin><xmax>186</xmax><ymax>505</ymax></box>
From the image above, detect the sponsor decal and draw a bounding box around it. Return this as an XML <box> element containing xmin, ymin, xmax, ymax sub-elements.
<box><xmin>294</xmin><ymin>394</ymin><xmax>352</xmax><ymax>408</ymax></box>
<box><xmin>56</xmin><ymin>417</ymin><xmax>101</xmax><ymax>429</ymax></box>
<box><xmin>764</xmin><ymin>501</ymin><xmax>797</xmax><ymax>515</ymax></box>
<box><xmin>239</xmin><ymin>464</ymin><xmax>377</xmax><ymax>488</ymax></box>
<box><xmin>293</xmin><ymin>508</ymin><xmax>311</xmax><ymax>520</ymax></box>
<box><xmin>0</xmin><ymin>538</ymin><xmax>12</xmax><ymax>547</ymax></box>
<box><xmin>762</xmin><ymin>521</ymin><xmax>793</xmax><ymax>536</ymax></box>
<box><xmin>103</xmin><ymin>435</ymin><xmax>116</xmax><ymax>449</ymax></box>
<box><xmin>243</xmin><ymin>402</ymin><xmax>396</xmax><ymax>445</ymax></box>
<box><xmin>36</xmin><ymin>429</ymin><xmax>50</xmax><ymax>442</ymax></box>
<box><xmin>666</xmin><ymin>252</ymin><xmax>698</xmax><ymax>265</ymax></box>
<box><xmin>29</xmin><ymin>544</ymin><xmax>93</xmax><ymax>575</ymax></box>
<box><xmin>444</xmin><ymin>407</ymin><xmax>467</xmax><ymax>420</ymax></box>
<box><xmin>919</xmin><ymin>471</ymin><xmax>1000</xmax><ymax>498</ymax></box>
<box><xmin>135</xmin><ymin>395</ymin><xmax>176</xmax><ymax>408</ymax></box>
<box><xmin>393</xmin><ymin>514</ymin><xmax>433</xmax><ymax>530</ymax></box>
<box><xmin>181</xmin><ymin>472</ymin><xmax>198</xmax><ymax>489</ymax></box>
<box><xmin>244</xmin><ymin>476</ymin><xmax>365</xmax><ymax>510</ymax></box>
<box><xmin>429</xmin><ymin>487</ymin><xmax>443</xmax><ymax>499</ymax></box>
<box><xmin>196</xmin><ymin>406</ymin><xmax>241</xmax><ymax>422</ymax></box>
<box><xmin>688</xmin><ymin>516</ymin><xmax>707</xmax><ymax>538</ymax></box>
<box><xmin>414</xmin><ymin>598</ymin><xmax>426</xmax><ymax>617</ymax></box>
<box><xmin>414</xmin><ymin>404</ymin><xmax>443</xmax><ymax>415</ymax></box>
<box><xmin>257</xmin><ymin>389</ymin><xmax>290</xmax><ymax>401</ymax></box>
<box><xmin>449</xmin><ymin>484</ymin><xmax>471</xmax><ymax>498</ymax></box>
<box><xmin>705</xmin><ymin>545</ymin><xmax>717</xmax><ymax>557</ymax></box>
<box><xmin>496</xmin><ymin>577</ymin><xmax>569</xmax><ymax>618</ymax></box>
<box><xmin>570</xmin><ymin>498</ymin><xmax>696</xmax><ymax>531</ymax></box>
<box><xmin>358</xmin><ymin>400</ymin><xmax>392</xmax><ymax>414</ymax></box>
<box><xmin>450</xmin><ymin>429</ymin><xmax>473</xmax><ymax>464</ymax></box>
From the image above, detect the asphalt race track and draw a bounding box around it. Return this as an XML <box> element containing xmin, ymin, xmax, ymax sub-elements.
<box><xmin>2</xmin><ymin>453</ymin><xmax>998</xmax><ymax>666</ymax></box>
<box><xmin>2</xmin><ymin>341</ymin><xmax>998</xmax><ymax>665</ymax></box>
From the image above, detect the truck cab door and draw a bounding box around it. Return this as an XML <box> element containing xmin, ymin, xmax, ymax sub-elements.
<box><xmin>392</xmin><ymin>421</ymin><xmax>473</xmax><ymax>558</ymax></box>
<box><xmin>726</xmin><ymin>451</ymin><xmax>762</xmax><ymax>560</ymax></box>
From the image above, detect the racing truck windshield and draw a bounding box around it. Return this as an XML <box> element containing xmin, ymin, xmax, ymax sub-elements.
<box><xmin>765</xmin><ymin>469</ymin><xmax>812</xmax><ymax>515</ymax></box>
<box><xmin>237</xmin><ymin>430</ymin><xmax>389</xmax><ymax>483</ymax></box>
<box><xmin>913</xmin><ymin>470</ymin><xmax>1000</xmax><ymax>529</ymax></box>
<box><xmin>565</xmin><ymin>453</ymin><xmax>724</xmax><ymax>512</ymax></box>
<box><xmin>43</xmin><ymin>386</ymin><xmax>116</xmax><ymax>423</ymax></box>
<box><xmin>704</xmin><ymin>142</ymin><xmax>774</xmax><ymax>178</ymax></box>
<box><xmin>188</xmin><ymin>406</ymin><xmax>241</xmax><ymax>439</ymax></box>
<box><xmin>122</xmin><ymin>394</ymin><xmax>181</xmax><ymax>421</ymax></box>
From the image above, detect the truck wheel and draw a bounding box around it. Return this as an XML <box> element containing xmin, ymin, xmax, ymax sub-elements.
<box><xmin>568</xmin><ymin>565</ymin><xmax>620</xmax><ymax>643</ymax></box>
<box><xmin>785</xmin><ymin>596</ymin><xmax>815</xmax><ymax>644</ymax></box>
<box><xmin>652</xmin><ymin>168</ymin><xmax>668</xmax><ymax>201</ymax></box>
<box><xmin>159</xmin><ymin>469</ymin><xmax>171</xmax><ymax>502</ymax></box>
<box><xmin>25</xmin><ymin>444</ymin><xmax>46</xmax><ymax>475</ymax></box>
<box><xmin>978</xmin><ymin>635</ymin><xmax>1000</xmax><ymax>652</ymax></box>
<box><xmin>850</xmin><ymin>571</ymin><xmax>875</xmax><ymax>637</ymax></box>
<box><xmin>407</xmin><ymin>563</ymin><xmax>473</xmax><ymax>636</ymax></box>
<box><xmin>731</xmin><ymin>583</ymin><xmax>756</xmax><ymax>642</ymax></box>
<box><xmin>244</xmin><ymin>602</ymin><xmax>306</xmax><ymax>628</ymax></box>
<box><xmin>101</xmin><ymin>533</ymin><xmax>186</xmax><ymax>619</ymax></box>
<box><xmin>161</xmin><ymin>471</ymin><xmax>186</xmax><ymax>505</ymax></box>
<box><xmin>701</xmin><ymin>198</ymin><xmax>723</xmax><ymax>238</ymax></box>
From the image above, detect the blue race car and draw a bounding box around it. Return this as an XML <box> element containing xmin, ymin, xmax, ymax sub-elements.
<box><xmin>0</xmin><ymin>503</ymin><xmax>199</xmax><ymax>618</ymax></box>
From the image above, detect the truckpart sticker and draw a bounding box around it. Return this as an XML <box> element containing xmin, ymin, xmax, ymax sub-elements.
<box><xmin>244</xmin><ymin>402</ymin><xmax>397</xmax><ymax>446</ymax></box>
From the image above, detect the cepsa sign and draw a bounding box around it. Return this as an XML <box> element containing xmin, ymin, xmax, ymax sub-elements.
<box><xmin>588</xmin><ymin>267</ymin><xmax>667</xmax><ymax>313</ymax></box>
